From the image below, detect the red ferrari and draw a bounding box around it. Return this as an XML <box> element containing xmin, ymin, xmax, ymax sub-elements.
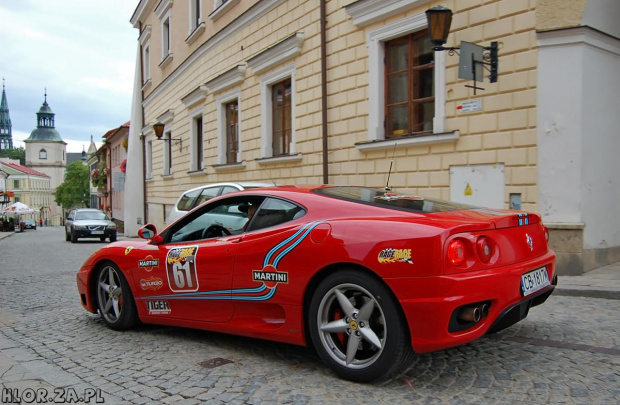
<box><xmin>77</xmin><ymin>185</ymin><xmax>556</xmax><ymax>382</ymax></box>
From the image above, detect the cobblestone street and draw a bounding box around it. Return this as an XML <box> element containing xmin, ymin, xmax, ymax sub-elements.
<box><xmin>1</xmin><ymin>227</ymin><xmax>619</xmax><ymax>404</ymax></box>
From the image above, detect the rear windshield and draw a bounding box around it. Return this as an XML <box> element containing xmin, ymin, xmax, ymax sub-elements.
<box><xmin>313</xmin><ymin>186</ymin><xmax>473</xmax><ymax>213</ymax></box>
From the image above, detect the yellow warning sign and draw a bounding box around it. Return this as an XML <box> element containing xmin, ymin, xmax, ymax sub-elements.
<box><xmin>464</xmin><ymin>183</ymin><xmax>472</xmax><ymax>196</ymax></box>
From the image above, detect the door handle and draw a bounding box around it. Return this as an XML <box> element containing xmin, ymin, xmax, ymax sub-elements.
<box><xmin>226</xmin><ymin>236</ymin><xmax>243</xmax><ymax>243</ymax></box>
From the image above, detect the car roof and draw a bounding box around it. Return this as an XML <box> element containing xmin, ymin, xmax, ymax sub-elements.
<box><xmin>180</xmin><ymin>181</ymin><xmax>276</xmax><ymax>195</ymax></box>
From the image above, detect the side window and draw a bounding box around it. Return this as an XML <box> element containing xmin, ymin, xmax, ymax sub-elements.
<box><xmin>221</xmin><ymin>186</ymin><xmax>239</xmax><ymax>195</ymax></box>
<box><xmin>176</xmin><ymin>189</ymin><xmax>201</xmax><ymax>212</ymax></box>
<box><xmin>193</xmin><ymin>186</ymin><xmax>221</xmax><ymax>209</ymax></box>
<box><xmin>248</xmin><ymin>198</ymin><xmax>305</xmax><ymax>232</ymax></box>
<box><xmin>169</xmin><ymin>198</ymin><xmax>265</xmax><ymax>243</ymax></box>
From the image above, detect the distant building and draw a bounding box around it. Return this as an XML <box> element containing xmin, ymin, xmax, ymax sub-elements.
<box><xmin>0</xmin><ymin>158</ymin><xmax>52</xmax><ymax>220</ymax></box>
<box><xmin>0</xmin><ymin>81</ymin><xmax>13</xmax><ymax>151</ymax></box>
<box><xmin>23</xmin><ymin>92</ymin><xmax>67</xmax><ymax>225</ymax></box>
<box><xmin>0</xmin><ymin>168</ymin><xmax>9</xmax><ymax>209</ymax></box>
<box><xmin>90</xmin><ymin>123</ymin><xmax>129</xmax><ymax>231</ymax></box>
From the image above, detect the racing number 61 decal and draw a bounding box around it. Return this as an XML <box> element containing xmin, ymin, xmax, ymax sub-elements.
<box><xmin>166</xmin><ymin>246</ymin><xmax>199</xmax><ymax>292</ymax></box>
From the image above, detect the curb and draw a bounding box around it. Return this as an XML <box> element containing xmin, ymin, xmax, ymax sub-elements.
<box><xmin>553</xmin><ymin>285</ymin><xmax>620</xmax><ymax>300</ymax></box>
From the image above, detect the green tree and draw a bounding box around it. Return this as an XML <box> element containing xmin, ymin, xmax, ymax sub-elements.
<box><xmin>0</xmin><ymin>147</ymin><xmax>26</xmax><ymax>164</ymax></box>
<box><xmin>55</xmin><ymin>162</ymin><xmax>90</xmax><ymax>209</ymax></box>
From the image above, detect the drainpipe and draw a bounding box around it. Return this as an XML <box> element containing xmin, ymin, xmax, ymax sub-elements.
<box><xmin>320</xmin><ymin>0</ymin><xmax>329</xmax><ymax>184</ymax></box>
<box><xmin>139</xmin><ymin>21</ymin><xmax>148</xmax><ymax>225</ymax></box>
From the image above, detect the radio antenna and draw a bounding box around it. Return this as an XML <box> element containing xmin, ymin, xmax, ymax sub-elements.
<box><xmin>385</xmin><ymin>143</ymin><xmax>397</xmax><ymax>191</ymax></box>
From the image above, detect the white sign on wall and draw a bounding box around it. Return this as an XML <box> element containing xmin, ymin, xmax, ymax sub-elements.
<box><xmin>457</xmin><ymin>99</ymin><xmax>482</xmax><ymax>113</ymax></box>
<box><xmin>449</xmin><ymin>164</ymin><xmax>505</xmax><ymax>208</ymax></box>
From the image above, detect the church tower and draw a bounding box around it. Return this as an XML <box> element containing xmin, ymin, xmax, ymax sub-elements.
<box><xmin>0</xmin><ymin>80</ymin><xmax>13</xmax><ymax>150</ymax></box>
<box><xmin>24</xmin><ymin>91</ymin><xmax>67</xmax><ymax>224</ymax></box>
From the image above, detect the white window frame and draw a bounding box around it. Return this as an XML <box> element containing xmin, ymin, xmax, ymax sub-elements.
<box><xmin>210</xmin><ymin>0</ymin><xmax>239</xmax><ymax>21</ymax></box>
<box><xmin>259</xmin><ymin>64</ymin><xmax>296</xmax><ymax>159</ymax></box>
<box><xmin>217</xmin><ymin>90</ymin><xmax>241</xmax><ymax>165</ymax></box>
<box><xmin>365</xmin><ymin>13</ymin><xmax>448</xmax><ymax>144</ymax></box>
<box><xmin>190</xmin><ymin>0</ymin><xmax>201</xmax><ymax>30</ymax></box>
<box><xmin>145</xmin><ymin>139</ymin><xmax>153</xmax><ymax>179</ymax></box>
<box><xmin>163</xmin><ymin>131</ymin><xmax>172</xmax><ymax>176</ymax></box>
<box><xmin>189</xmin><ymin>108</ymin><xmax>204</xmax><ymax>172</ymax></box>
<box><xmin>139</xmin><ymin>26</ymin><xmax>152</xmax><ymax>85</ymax></box>
<box><xmin>39</xmin><ymin>149</ymin><xmax>47</xmax><ymax>159</ymax></box>
<box><xmin>161</xmin><ymin>11</ymin><xmax>171</xmax><ymax>60</ymax></box>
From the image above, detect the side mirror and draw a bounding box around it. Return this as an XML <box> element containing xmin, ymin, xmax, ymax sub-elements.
<box><xmin>138</xmin><ymin>224</ymin><xmax>163</xmax><ymax>243</ymax></box>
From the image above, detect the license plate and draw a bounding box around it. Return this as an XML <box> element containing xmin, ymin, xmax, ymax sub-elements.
<box><xmin>91</xmin><ymin>231</ymin><xmax>104</xmax><ymax>235</ymax></box>
<box><xmin>521</xmin><ymin>267</ymin><xmax>550</xmax><ymax>296</ymax></box>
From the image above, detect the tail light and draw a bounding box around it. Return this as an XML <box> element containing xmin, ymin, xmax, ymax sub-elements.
<box><xmin>543</xmin><ymin>226</ymin><xmax>549</xmax><ymax>242</ymax></box>
<box><xmin>447</xmin><ymin>239</ymin><xmax>466</xmax><ymax>266</ymax></box>
<box><xmin>476</xmin><ymin>236</ymin><xmax>492</xmax><ymax>263</ymax></box>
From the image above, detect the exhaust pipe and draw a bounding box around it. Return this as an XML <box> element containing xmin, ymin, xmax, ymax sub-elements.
<box><xmin>481</xmin><ymin>303</ymin><xmax>489</xmax><ymax>318</ymax></box>
<box><xmin>458</xmin><ymin>306</ymin><xmax>481</xmax><ymax>323</ymax></box>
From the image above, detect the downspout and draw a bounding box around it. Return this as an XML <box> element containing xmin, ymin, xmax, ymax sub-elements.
<box><xmin>320</xmin><ymin>0</ymin><xmax>329</xmax><ymax>184</ymax></box>
<box><xmin>139</xmin><ymin>21</ymin><xmax>148</xmax><ymax>224</ymax></box>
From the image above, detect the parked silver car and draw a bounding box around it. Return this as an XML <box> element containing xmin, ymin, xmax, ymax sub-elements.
<box><xmin>167</xmin><ymin>182</ymin><xmax>274</xmax><ymax>223</ymax></box>
<box><xmin>65</xmin><ymin>208</ymin><xmax>117</xmax><ymax>243</ymax></box>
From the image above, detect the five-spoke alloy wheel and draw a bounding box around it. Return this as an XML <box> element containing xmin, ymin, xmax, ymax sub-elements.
<box><xmin>309</xmin><ymin>270</ymin><xmax>413</xmax><ymax>382</ymax></box>
<box><xmin>96</xmin><ymin>262</ymin><xmax>138</xmax><ymax>330</ymax></box>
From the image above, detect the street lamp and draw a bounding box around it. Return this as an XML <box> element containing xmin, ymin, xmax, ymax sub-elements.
<box><xmin>425</xmin><ymin>6</ymin><xmax>498</xmax><ymax>85</ymax></box>
<box><xmin>425</xmin><ymin>5</ymin><xmax>453</xmax><ymax>51</ymax></box>
<box><xmin>152</xmin><ymin>122</ymin><xmax>183</xmax><ymax>151</ymax></box>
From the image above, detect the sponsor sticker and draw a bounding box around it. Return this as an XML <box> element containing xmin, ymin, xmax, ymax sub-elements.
<box><xmin>138</xmin><ymin>255</ymin><xmax>159</xmax><ymax>271</ymax></box>
<box><xmin>252</xmin><ymin>265</ymin><xmax>288</xmax><ymax>289</ymax></box>
<box><xmin>140</xmin><ymin>277</ymin><xmax>164</xmax><ymax>291</ymax></box>
<box><xmin>125</xmin><ymin>246</ymin><xmax>134</xmax><ymax>255</ymax></box>
<box><xmin>378</xmin><ymin>248</ymin><xmax>413</xmax><ymax>264</ymax></box>
<box><xmin>166</xmin><ymin>246</ymin><xmax>199</xmax><ymax>292</ymax></box>
<box><xmin>146</xmin><ymin>300</ymin><xmax>171</xmax><ymax>315</ymax></box>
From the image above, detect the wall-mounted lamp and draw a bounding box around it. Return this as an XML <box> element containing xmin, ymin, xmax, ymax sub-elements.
<box><xmin>425</xmin><ymin>6</ymin><xmax>498</xmax><ymax>89</ymax></box>
<box><xmin>152</xmin><ymin>121</ymin><xmax>183</xmax><ymax>151</ymax></box>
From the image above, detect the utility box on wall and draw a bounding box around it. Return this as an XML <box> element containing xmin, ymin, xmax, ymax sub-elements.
<box><xmin>449</xmin><ymin>164</ymin><xmax>505</xmax><ymax>208</ymax></box>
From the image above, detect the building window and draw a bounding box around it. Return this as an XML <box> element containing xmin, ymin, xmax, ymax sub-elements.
<box><xmin>259</xmin><ymin>65</ymin><xmax>296</xmax><ymax>159</ymax></box>
<box><xmin>190</xmin><ymin>0</ymin><xmax>201</xmax><ymax>31</ymax></box>
<box><xmin>146</xmin><ymin>139</ymin><xmax>153</xmax><ymax>179</ymax></box>
<box><xmin>271</xmin><ymin>79</ymin><xmax>292</xmax><ymax>156</ymax></box>
<box><xmin>385</xmin><ymin>30</ymin><xmax>434</xmax><ymax>137</ymax></box>
<box><xmin>143</xmin><ymin>43</ymin><xmax>150</xmax><ymax>82</ymax></box>
<box><xmin>162</xmin><ymin>14</ymin><xmax>171</xmax><ymax>59</ymax></box>
<box><xmin>363</xmin><ymin>14</ymin><xmax>447</xmax><ymax>144</ymax></box>
<box><xmin>190</xmin><ymin>113</ymin><xmax>204</xmax><ymax>171</ymax></box>
<box><xmin>39</xmin><ymin>149</ymin><xmax>47</xmax><ymax>159</ymax></box>
<box><xmin>163</xmin><ymin>131</ymin><xmax>172</xmax><ymax>176</ymax></box>
<box><xmin>13</xmin><ymin>179</ymin><xmax>20</xmax><ymax>189</ymax></box>
<box><xmin>226</xmin><ymin>100</ymin><xmax>239</xmax><ymax>163</ymax></box>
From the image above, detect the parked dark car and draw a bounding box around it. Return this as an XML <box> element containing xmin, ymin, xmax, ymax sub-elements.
<box><xmin>65</xmin><ymin>208</ymin><xmax>117</xmax><ymax>243</ymax></box>
<box><xmin>22</xmin><ymin>218</ymin><xmax>37</xmax><ymax>230</ymax></box>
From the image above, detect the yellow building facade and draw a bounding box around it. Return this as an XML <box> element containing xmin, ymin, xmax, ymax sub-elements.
<box><xmin>128</xmin><ymin>0</ymin><xmax>620</xmax><ymax>274</ymax></box>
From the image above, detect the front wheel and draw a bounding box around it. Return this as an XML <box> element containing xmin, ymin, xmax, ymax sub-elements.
<box><xmin>95</xmin><ymin>263</ymin><xmax>138</xmax><ymax>331</ymax></box>
<box><xmin>309</xmin><ymin>270</ymin><xmax>413</xmax><ymax>382</ymax></box>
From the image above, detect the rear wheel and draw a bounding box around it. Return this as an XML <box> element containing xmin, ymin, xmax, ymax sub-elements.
<box><xmin>309</xmin><ymin>270</ymin><xmax>413</xmax><ymax>382</ymax></box>
<box><xmin>95</xmin><ymin>263</ymin><xmax>138</xmax><ymax>331</ymax></box>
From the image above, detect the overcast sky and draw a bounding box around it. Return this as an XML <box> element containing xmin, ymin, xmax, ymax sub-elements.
<box><xmin>0</xmin><ymin>0</ymin><xmax>139</xmax><ymax>153</ymax></box>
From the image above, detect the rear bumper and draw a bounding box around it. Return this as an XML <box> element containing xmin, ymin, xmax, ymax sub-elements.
<box><xmin>384</xmin><ymin>251</ymin><xmax>556</xmax><ymax>353</ymax></box>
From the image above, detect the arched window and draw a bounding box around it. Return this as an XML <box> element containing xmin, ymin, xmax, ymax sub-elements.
<box><xmin>39</xmin><ymin>149</ymin><xmax>47</xmax><ymax>159</ymax></box>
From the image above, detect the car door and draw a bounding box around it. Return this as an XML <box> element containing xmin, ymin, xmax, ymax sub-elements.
<box><xmin>134</xmin><ymin>201</ymin><xmax>242</xmax><ymax>323</ymax></box>
<box><xmin>65</xmin><ymin>210</ymin><xmax>75</xmax><ymax>233</ymax></box>
<box><xmin>230</xmin><ymin>198</ymin><xmax>307</xmax><ymax>305</ymax></box>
